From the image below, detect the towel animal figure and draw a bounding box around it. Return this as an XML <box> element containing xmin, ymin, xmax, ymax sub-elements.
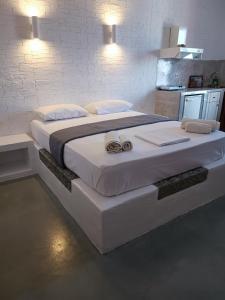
<box><xmin>120</xmin><ymin>134</ymin><xmax>133</xmax><ymax>151</ymax></box>
<box><xmin>105</xmin><ymin>131</ymin><xmax>133</xmax><ymax>153</ymax></box>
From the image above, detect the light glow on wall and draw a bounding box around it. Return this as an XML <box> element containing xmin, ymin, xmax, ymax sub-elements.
<box><xmin>27</xmin><ymin>39</ymin><xmax>43</xmax><ymax>52</ymax></box>
<box><xmin>100</xmin><ymin>3</ymin><xmax>124</xmax><ymax>25</ymax></box>
<box><xmin>21</xmin><ymin>39</ymin><xmax>54</xmax><ymax>59</ymax></box>
<box><xmin>19</xmin><ymin>1</ymin><xmax>45</xmax><ymax>17</ymax></box>
<box><xmin>105</xmin><ymin>15</ymin><xmax>118</xmax><ymax>26</ymax></box>
<box><xmin>27</xmin><ymin>5</ymin><xmax>39</xmax><ymax>17</ymax></box>
<box><xmin>104</xmin><ymin>44</ymin><xmax>121</xmax><ymax>56</ymax></box>
<box><xmin>102</xmin><ymin>44</ymin><xmax>124</xmax><ymax>64</ymax></box>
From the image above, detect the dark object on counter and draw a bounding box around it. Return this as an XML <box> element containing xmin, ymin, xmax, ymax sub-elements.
<box><xmin>220</xmin><ymin>93</ymin><xmax>225</xmax><ymax>132</ymax></box>
<box><xmin>210</xmin><ymin>72</ymin><xmax>220</xmax><ymax>88</ymax></box>
<box><xmin>188</xmin><ymin>75</ymin><xmax>203</xmax><ymax>88</ymax></box>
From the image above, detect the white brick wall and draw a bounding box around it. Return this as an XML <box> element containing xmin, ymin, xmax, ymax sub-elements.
<box><xmin>0</xmin><ymin>0</ymin><xmax>225</xmax><ymax>135</ymax></box>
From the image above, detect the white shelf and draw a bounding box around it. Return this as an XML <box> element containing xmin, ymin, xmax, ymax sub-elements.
<box><xmin>0</xmin><ymin>164</ymin><xmax>34</xmax><ymax>183</ymax></box>
<box><xmin>0</xmin><ymin>134</ymin><xmax>34</xmax><ymax>183</ymax></box>
<box><xmin>0</xmin><ymin>134</ymin><xmax>33</xmax><ymax>152</ymax></box>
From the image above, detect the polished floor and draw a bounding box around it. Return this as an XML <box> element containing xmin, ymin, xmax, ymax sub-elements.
<box><xmin>1</xmin><ymin>176</ymin><xmax>225</xmax><ymax>300</ymax></box>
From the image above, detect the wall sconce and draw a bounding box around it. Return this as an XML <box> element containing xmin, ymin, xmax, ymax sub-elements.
<box><xmin>31</xmin><ymin>16</ymin><xmax>39</xmax><ymax>39</ymax></box>
<box><xmin>103</xmin><ymin>24</ymin><xmax>116</xmax><ymax>44</ymax></box>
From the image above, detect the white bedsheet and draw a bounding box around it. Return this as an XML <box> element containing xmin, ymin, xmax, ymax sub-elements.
<box><xmin>31</xmin><ymin>111</ymin><xmax>225</xmax><ymax>196</ymax></box>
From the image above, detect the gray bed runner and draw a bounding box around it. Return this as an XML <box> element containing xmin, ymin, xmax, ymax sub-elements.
<box><xmin>49</xmin><ymin>114</ymin><xmax>169</xmax><ymax>167</ymax></box>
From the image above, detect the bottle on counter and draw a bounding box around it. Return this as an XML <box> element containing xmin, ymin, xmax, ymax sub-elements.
<box><xmin>212</xmin><ymin>75</ymin><xmax>219</xmax><ymax>88</ymax></box>
<box><xmin>209</xmin><ymin>72</ymin><xmax>220</xmax><ymax>88</ymax></box>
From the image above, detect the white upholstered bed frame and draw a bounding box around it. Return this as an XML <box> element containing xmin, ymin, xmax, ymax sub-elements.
<box><xmin>33</xmin><ymin>142</ymin><xmax>225</xmax><ymax>254</ymax></box>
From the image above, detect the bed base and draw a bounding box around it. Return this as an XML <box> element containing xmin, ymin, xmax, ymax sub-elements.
<box><xmin>33</xmin><ymin>143</ymin><xmax>225</xmax><ymax>254</ymax></box>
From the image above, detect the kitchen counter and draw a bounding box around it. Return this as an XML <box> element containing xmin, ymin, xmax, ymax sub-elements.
<box><xmin>158</xmin><ymin>87</ymin><xmax>225</xmax><ymax>94</ymax></box>
<box><xmin>182</xmin><ymin>87</ymin><xmax>225</xmax><ymax>95</ymax></box>
<box><xmin>155</xmin><ymin>88</ymin><xmax>224</xmax><ymax>121</ymax></box>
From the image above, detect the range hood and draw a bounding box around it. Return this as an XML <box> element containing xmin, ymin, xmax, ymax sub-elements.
<box><xmin>160</xmin><ymin>47</ymin><xmax>204</xmax><ymax>60</ymax></box>
<box><xmin>160</xmin><ymin>26</ymin><xmax>204</xmax><ymax>60</ymax></box>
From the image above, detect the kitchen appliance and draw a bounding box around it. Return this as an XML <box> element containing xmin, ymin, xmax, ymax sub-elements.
<box><xmin>160</xmin><ymin>26</ymin><xmax>204</xmax><ymax>60</ymax></box>
<box><xmin>181</xmin><ymin>94</ymin><xmax>205</xmax><ymax>119</ymax></box>
<box><xmin>179</xmin><ymin>91</ymin><xmax>222</xmax><ymax>121</ymax></box>
<box><xmin>158</xmin><ymin>85</ymin><xmax>186</xmax><ymax>91</ymax></box>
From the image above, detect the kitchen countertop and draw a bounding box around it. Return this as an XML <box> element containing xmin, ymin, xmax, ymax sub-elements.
<box><xmin>157</xmin><ymin>87</ymin><xmax>225</xmax><ymax>94</ymax></box>
<box><xmin>182</xmin><ymin>87</ymin><xmax>225</xmax><ymax>95</ymax></box>
<box><xmin>185</xmin><ymin>87</ymin><xmax>225</xmax><ymax>92</ymax></box>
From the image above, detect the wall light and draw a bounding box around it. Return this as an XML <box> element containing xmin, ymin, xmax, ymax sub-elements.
<box><xmin>31</xmin><ymin>16</ymin><xmax>39</xmax><ymax>39</ymax></box>
<box><xmin>104</xmin><ymin>24</ymin><xmax>116</xmax><ymax>44</ymax></box>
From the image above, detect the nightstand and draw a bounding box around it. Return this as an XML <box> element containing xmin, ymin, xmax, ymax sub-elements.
<box><xmin>0</xmin><ymin>134</ymin><xmax>34</xmax><ymax>183</ymax></box>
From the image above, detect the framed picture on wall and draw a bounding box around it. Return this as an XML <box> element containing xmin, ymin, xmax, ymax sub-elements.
<box><xmin>188</xmin><ymin>75</ymin><xmax>204</xmax><ymax>88</ymax></box>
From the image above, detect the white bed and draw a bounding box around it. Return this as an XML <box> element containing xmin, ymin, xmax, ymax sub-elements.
<box><xmin>31</xmin><ymin>111</ymin><xmax>225</xmax><ymax>197</ymax></box>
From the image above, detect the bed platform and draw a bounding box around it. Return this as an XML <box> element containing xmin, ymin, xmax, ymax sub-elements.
<box><xmin>33</xmin><ymin>143</ymin><xmax>225</xmax><ymax>254</ymax></box>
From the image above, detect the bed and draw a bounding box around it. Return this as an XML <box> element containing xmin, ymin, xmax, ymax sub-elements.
<box><xmin>32</xmin><ymin>111</ymin><xmax>225</xmax><ymax>196</ymax></box>
<box><xmin>31</xmin><ymin>111</ymin><xmax>225</xmax><ymax>253</ymax></box>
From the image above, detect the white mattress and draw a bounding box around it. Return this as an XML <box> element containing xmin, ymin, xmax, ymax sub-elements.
<box><xmin>31</xmin><ymin>111</ymin><xmax>225</xmax><ymax>196</ymax></box>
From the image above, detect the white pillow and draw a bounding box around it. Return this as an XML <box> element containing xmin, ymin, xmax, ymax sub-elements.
<box><xmin>35</xmin><ymin>104</ymin><xmax>88</xmax><ymax>121</ymax></box>
<box><xmin>85</xmin><ymin>100</ymin><xmax>133</xmax><ymax>115</ymax></box>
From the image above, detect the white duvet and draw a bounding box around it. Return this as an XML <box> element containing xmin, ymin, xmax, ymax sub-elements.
<box><xmin>31</xmin><ymin>111</ymin><xmax>225</xmax><ymax>196</ymax></box>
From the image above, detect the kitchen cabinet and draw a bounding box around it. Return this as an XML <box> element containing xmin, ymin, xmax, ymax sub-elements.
<box><xmin>155</xmin><ymin>89</ymin><xmax>224</xmax><ymax>121</ymax></box>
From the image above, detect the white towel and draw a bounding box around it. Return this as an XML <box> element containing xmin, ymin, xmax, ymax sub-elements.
<box><xmin>181</xmin><ymin>118</ymin><xmax>220</xmax><ymax>132</ymax></box>
<box><xmin>120</xmin><ymin>134</ymin><xmax>133</xmax><ymax>152</ymax></box>
<box><xmin>105</xmin><ymin>131</ymin><xmax>123</xmax><ymax>153</ymax></box>
<box><xmin>185</xmin><ymin>122</ymin><xmax>212</xmax><ymax>134</ymax></box>
<box><xmin>135</xmin><ymin>130</ymin><xmax>190</xmax><ymax>147</ymax></box>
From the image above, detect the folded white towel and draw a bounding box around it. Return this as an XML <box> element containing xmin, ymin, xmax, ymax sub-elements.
<box><xmin>135</xmin><ymin>130</ymin><xmax>190</xmax><ymax>147</ymax></box>
<box><xmin>181</xmin><ymin>118</ymin><xmax>220</xmax><ymax>132</ymax></box>
<box><xmin>120</xmin><ymin>134</ymin><xmax>133</xmax><ymax>152</ymax></box>
<box><xmin>185</xmin><ymin>122</ymin><xmax>212</xmax><ymax>134</ymax></box>
<box><xmin>105</xmin><ymin>131</ymin><xmax>122</xmax><ymax>153</ymax></box>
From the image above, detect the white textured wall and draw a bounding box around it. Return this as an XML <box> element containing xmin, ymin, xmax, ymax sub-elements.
<box><xmin>1</xmin><ymin>0</ymin><xmax>225</xmax><ymax>136</ymax></box>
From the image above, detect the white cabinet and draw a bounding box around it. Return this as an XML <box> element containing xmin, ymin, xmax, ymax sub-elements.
<box><xmin>183</xmin><ymin>95</ymin><xmax>203</xmax><ymax>119</ymax></box>
<box><xmin>205</xmin><ymin>92</ymin><xmax>221</xmax><ymax>120</ymax></box>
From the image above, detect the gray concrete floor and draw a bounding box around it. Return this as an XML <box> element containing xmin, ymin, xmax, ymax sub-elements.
<box><xmin>1</xmin><ymin>176</ymin><xmax>225</xmax><ymax>300</ymax></box>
